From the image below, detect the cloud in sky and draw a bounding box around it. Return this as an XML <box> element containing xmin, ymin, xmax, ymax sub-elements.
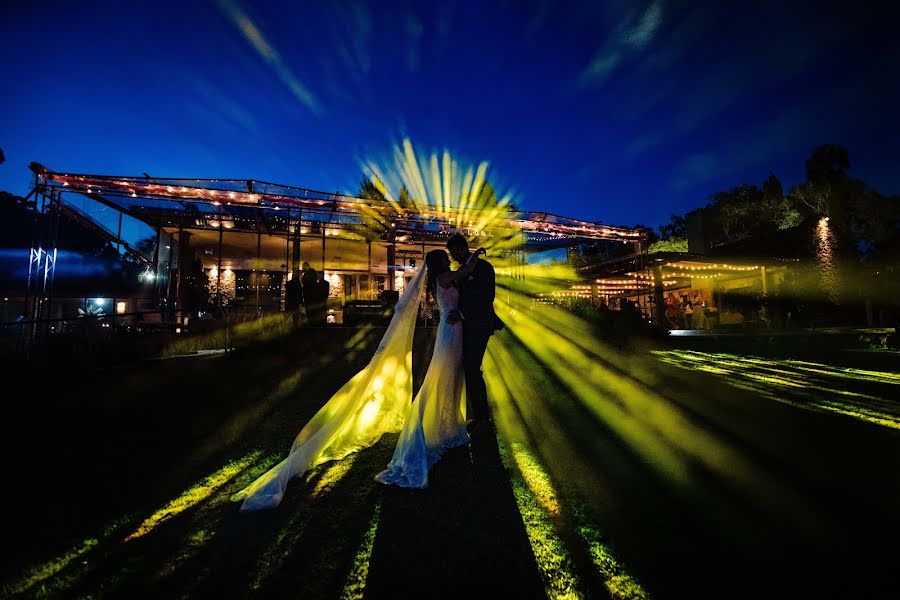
<box><xmin>625</xmin><ymin>1</ymin><xmax>664</xmax><ymax>49</ymax></box>
<box><xmin>579</xmin><ymin>1</ymin><xmax>664</xmax><ymax>87</ymax></box>
<box><xmin>670</xmin><ymin>95</ymin><xmax>851</xmax><ymax>193</ymax></box>
<box><xmin>216</xmin><ymin>0</ymin><xmax>322</xmax><ymax>115</ymax></box>
<box><xmin>1</xmin><ymin>0</ymin><xmax>897</xmax><ymax>230</ymax></box>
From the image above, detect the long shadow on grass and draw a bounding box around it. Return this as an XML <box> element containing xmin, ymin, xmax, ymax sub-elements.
<box><xmin>28</xmin><ymin>439</ymin><xmax>386</xmax><ymax>599</ymax></box>
<box><xmin>86</xmin><ymin>438</ymin><xmax>395</xmax><ymax>599</ymax></box>
<box><xmin>488</xmin><ymin>329</ymin><xmax>900</xmax><ymax>599</ymax></box>
<box><xmin>0</xmin><ymin>327</ymin><xmax>389</xmax><ymax>596</ymax></box>
<box><xmin>364</xmin><ymin>433</ymin><xmax>546</xmax><ymax>599</ymax></box>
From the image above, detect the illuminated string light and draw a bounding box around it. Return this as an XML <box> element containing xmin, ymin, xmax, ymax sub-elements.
<box><xmin>665</xmin><ymin>262</ymin><xmax>760</xmax><ymax>272</ymax></box>
<box><xmin>47</xmin><ymin>171</ymin><xmax>643</xmax><ymax>247</ymax></box>
<box><xmin>664</xmin><ymin>272</ymin><xmax>725</xmax><ymax>279</ymax></box>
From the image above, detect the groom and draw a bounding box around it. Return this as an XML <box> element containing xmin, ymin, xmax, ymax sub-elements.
<box><xmin>445</xmin><ymin>234</ymin><xmax>501</xmax><ymax>437</ymax></box>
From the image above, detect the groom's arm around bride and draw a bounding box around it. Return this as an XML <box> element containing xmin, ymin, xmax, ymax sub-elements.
<box><xmin>445</xmin><ymin>234</ymin><xmax>502</xmax><ymax>433</ymax></box>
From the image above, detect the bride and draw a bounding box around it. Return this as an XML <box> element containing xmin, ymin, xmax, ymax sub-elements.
<box><xmin>233</xmin><ymin>249</ymin><xmax>478</xmax><ymax>510</ymax></box>
<box><xmin>374</xmin><ymin>249</ymin><xmax>470</xmax><ymax>488</ymax></box>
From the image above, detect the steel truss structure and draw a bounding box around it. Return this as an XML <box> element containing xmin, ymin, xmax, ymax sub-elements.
<box><xmin>21</xmin><ymin>163</ymin><xmax>647</xmax><ymax>337</ymax></box>
<box><xmin>34</xmin><ymin>168</ymin><xmax>644</xmax><ymax>243</ymax></box>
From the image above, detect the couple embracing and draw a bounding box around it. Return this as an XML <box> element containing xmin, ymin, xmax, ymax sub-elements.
<box><xmin>234</xmin><ymin>234</ymin><xmax>502</xmax><ymax>510</ymax></box>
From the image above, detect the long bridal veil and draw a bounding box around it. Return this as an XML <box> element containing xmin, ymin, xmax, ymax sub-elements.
<box><xmin>233</xmin><ymin>266</ymin><xmax>427</xmax><ymax>510</ymax></box>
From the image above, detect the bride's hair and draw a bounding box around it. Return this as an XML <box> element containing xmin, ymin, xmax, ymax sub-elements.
<box><xmin>424</xmin><ymin>249</ymin><xmax>450</xmax><ymax>304</ymax></box>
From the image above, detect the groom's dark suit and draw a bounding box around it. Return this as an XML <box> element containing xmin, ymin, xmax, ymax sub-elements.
<box><xmin>457</xmin><ymin>257</ymin><xmax>500</xmax><ymax>421</ymax></box>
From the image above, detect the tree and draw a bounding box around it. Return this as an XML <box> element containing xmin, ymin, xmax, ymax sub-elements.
<box><xmin>358</xmin><ymin>178</ymin><xmax>417</xmax><ymax>210</ymax></box>
<box><xmin>842</xmin><ymin>179</ymin><xmax>900</xmax><ymax>261</ymax></box>
<box><xmin>806</xmin><ymin>144</ymin><xmax>850</xmax><ymax>186</ymax></box>
<box><xmin>760</xmin><ymin>173</ymin><xmax>803</xmax><ymax>230</ymax></box>
<box><xmin>396</xmin><ymin>185</ymin><xmax>417</xmax><ymax>211</ymax></box>
<box><xmin>789</xmin><ymin>145</ymin><xmax>899</xmax><ymax>262</ymax></box>
<box><xmin>787</xmin><ymin>144</ymin><xmax>852</xmax><ymax>223</ymax></box>
<box><xmin>355</xmin><ymin>177</ymin><xmax>390</xmax><ymax>239</ymax></box>
<box><xmin>648</xmin><ymin>238</ymin><xmax>688</xmax><ymax>253</ymax></box>
<box><xmin>762</xmin><ymin>173</ymin><xmax>784</xmax><ymax>201</ymax></box>
<box><xmin>786</xmin><ymin>181</ymin><xmax>827</xmax><ymax>218</ymax></box>
<box><xmin>705</xmin><ymin>173</ymin><xmax>805</xmax><ymax>245</ymax></box>
<box><xmin>657</xmin><ymin>214</ymin><xmax>686</xmax><ymax>240</ymax></box>
<box><xmin>707</xmin><ymin>183</ymin><xmax>764</xmax><ymax>244</ymax></box>
<box><xmin>358</xmin><ymin>177</ymin><xmax>385</xmax><ymax>201</ymax></box>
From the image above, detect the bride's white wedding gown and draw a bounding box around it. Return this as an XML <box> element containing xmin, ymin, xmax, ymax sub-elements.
<box><xmin>233</xmin><ymin>266</ymin><xmax>466</xmax><ymax>510</ymax></box>
<box><xmin>375</xmin><ymin>283</ymin><xmax>468</xmax><ymax>488</ymax></box>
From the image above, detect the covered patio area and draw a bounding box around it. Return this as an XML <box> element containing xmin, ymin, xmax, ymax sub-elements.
<box><xmin>20</xmin><ymin>165</ymin><xmax>645</xmax><ymax>329</ymax></box>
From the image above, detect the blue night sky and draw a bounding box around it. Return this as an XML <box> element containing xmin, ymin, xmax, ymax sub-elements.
<box><xmin>2</xmin><ymin>0</ymin><xmax>899</xmax><ymax>229</ymax></box>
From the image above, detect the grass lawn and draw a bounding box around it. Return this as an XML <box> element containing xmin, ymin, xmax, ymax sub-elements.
<box><xmin>1</xmin><ymin>326</ymin><xmax>899</xmax><ymax>599</ymax></box>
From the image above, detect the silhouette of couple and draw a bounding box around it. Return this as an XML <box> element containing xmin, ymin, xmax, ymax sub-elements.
<box><xmin>234</xmin><ymin>234</ymin><xmax>502</xmax><ymax>509</ymax></box>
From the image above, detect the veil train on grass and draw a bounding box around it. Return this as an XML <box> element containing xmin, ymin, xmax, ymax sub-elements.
<box><xmin>233</xmin><ymin>266</ymin><xmax>427</xmax><ymax>511</ymax></box>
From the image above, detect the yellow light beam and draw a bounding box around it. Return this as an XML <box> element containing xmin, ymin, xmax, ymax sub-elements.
<box><xmin>1</xmin><ymin>514</ymin><xmax>134</xmax><ymax>597</ymax></box>
<box><xmin>493</xmin><ymin>290</ymin><xmax>829</xmax><ymax>537</ymax></box>
<box><xmin>339</xmin><ymin>499</ymin><xmax>383</xmax><ymax>600</ymax></box>
<box><xmin>653</xmin><ymin>350</ymin><xmax>900</xmax><ymax>430</ymax></box>
<box><xmin>124</xmin><ymin>450</ymin><xmax>263</xmax><ymax>542</ymax></box>
<box><xmin>496</xmin><ymin>437</ymin><xmax>584</xmax><ymax>599</ymax></box>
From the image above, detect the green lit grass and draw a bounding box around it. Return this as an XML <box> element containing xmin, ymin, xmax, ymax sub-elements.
<box><xmin>653</xmin><ymin>350</ymin><xmax>900</xmax><ymax>429</ymax></box>
<box><xmin>155</xmin><ymin>453</ymin><xmax>281</xmax><ymax>584</ymax></box>
<box><xmin>7</xmin><ymin>320</ymin><xmax>898</xmax><ymax>599</ymax></box>
<box><xmin>2</xmin><ymin>452</ymin><xmax>276</xmax><ymax>599</ymax></box>
<box><xmin>569</xmin><ymin>501</ymin><xmax>648</xmax><ymax>600</ymax></box>
<box><xmin>498</xmin><ymin>437</ymin><xmax>650</xmax><ymax>600</ymax></box>
<box><xmin>0</xmin><ymin>513</ymin><xmax>136</xmax><ymax>598</ymax></box>
<box><xmin>498</xmin><ymin>436</ymin><xmax>585</xmax><ymax>599</ymax></box>
<box><xmin>124</xmin><ymin>450</ymin><xmax>263</xmax><ymax>542</ymax></box>
<box><xmin>339</xmin><ymin>499</ymin><xmax>382</xmax><ymax>600</ymax></box>
<box><xmin>163</xmin><ymin>313</ymin><xmax>293</xmax><ymax>356</ymax></box>
<box><xmin>250</xmin><ymin>455</ymin><xmax>364</xmax><ymax>590</ymax></box>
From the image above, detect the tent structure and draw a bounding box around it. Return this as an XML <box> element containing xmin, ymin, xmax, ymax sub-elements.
<box><xmin>21</xmin><ymin>163</ymin><xmax>647</xmax><ymax>329</ymax></box>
